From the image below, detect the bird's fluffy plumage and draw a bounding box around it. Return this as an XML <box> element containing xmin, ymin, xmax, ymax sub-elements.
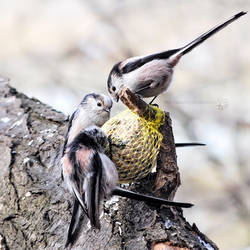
<box><xmin>61</xmin><ymin>93</ymin><xmax>117</xmax><ymax>246</ymax></box>
<box><xmin>63</xmin><ymin>126</ymin><xmax>118</xmax><ymax>246</ymax></box>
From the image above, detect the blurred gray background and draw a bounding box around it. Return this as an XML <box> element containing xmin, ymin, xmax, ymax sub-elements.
<box><xmin>0</xmin><ymin>1</ymin><xmax>249</xmax><ymax>249</ymax></box>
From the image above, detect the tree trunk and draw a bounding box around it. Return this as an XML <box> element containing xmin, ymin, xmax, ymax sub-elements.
<box><xmin>0</xmin><ymin>80</ymin><xmax>218</xmax><ymax>250</ymax></box>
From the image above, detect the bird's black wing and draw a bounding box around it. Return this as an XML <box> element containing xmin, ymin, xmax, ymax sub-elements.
<box><xmin>122</xmin><ymin>49</ymin><xmax>181</xmax><ymax>74</ymax></box>
<box><xmin>133</xmin><ymin>80</ymin><xmax>154</xmax><ymax>95</ymax></box>
<box><xmin>134</xmin><ymin>75</ymin><xmax>167</xmax><ymax>97</ymax></box>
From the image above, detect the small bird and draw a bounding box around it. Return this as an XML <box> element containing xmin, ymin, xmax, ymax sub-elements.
<box><xmin>62</xmin><ymin>93</ymin><xmax>193</xmax><ymax>247</ymax></box>
<box><xmin>61</xmin><ymin>93</ymin><xmax>117</xmax><ymax>246</ymax></box>
<box><xmin>107</xmin><ymin>11</ymin><xmax>246</xmax><ymax>103</ymax></box>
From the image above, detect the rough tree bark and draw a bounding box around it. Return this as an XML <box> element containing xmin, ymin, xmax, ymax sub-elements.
<box><xmin>0</xmin><ymin>80</ymin><xmax>218</xmax><ymax>250</ymax></box>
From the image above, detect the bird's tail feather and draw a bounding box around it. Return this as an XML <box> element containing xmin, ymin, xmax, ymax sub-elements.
<box><xmin>175</xmin><ymin>142</ymin><xmax>206</xmax><ymax>147</ymax></box>
<box><xmin>112</xmin><ymin>187</ymin><xmax>193</xmax><ymax>208</ymax></box>
<box><xmin>178</xmin><ymin>11</ymin><xmax>247</xmax><ymax>56</ymax></box>
<box><xmin>65</xmin><ymin>199</ymin><xmax>81</xmax><ymax>248</ymax></box>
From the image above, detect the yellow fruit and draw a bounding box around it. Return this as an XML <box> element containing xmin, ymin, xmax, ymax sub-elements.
<box><xmin>102</xmin><ymin>105</ymin><xmax>165</xmax><ymax>183</ymax></box>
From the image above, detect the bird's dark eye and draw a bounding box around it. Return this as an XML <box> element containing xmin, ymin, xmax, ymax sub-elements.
<box><xmin>97</xmin><ymin>102</ymin><xmax>102</xmax><ymax>107</ymax></box>
<box><xmin>112</xmin><ymin>86</ymin><xmax>116</xmax><ymax>92</ymax></box>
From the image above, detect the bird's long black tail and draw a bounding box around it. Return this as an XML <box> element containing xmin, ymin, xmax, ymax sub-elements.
<box><xmin>179</xmin><ymin>11</ymin><xmax>247</xmax><ymax>56</ymax></box>
<box><xmin>65</xmin><ymin>199</ymin><xmax>81</xmax><ymax>248</ymax></box>
<box><xmin>175</xmin><ymin>142</ymin><xmax>206</xmax><ymax>148</ymax></box>
<box><xmin>112</xmin><ymin>187</ymin><xmax>193</xmax><ymax>208</ymax></box>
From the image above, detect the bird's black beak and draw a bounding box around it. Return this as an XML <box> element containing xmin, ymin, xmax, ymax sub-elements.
<box><xmin>114</xmin><ymin>94</ymin><xmax>119</xmax><ymax>102</ymax></box>
<box><xmin>104</xmin><ymin>108</ymin><xmax>111</xmax><ymax>113</ymax></box>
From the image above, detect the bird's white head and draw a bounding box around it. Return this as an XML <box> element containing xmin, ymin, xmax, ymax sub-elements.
<box><xmin>107</xmin><ymin>56</ymin><xmax>148</xmax><ymax>102</ymax></box>
<box><xmin>66</xmin><ymin>93</ymin><xmax>112</xmax><ymax>146</ymax></box>
<box><xmin>79</xmin><ymin>93</ymin><xmax>113</xmax><ymax>127</ymax></box>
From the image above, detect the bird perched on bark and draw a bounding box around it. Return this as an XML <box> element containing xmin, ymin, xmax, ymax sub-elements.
<box><xmin>107</xmin><ymin>11</ymin><xmax>246</xmax><ymax>103</ymax></box>
<box><xmin>61</xmin><ymin>93</ymin><xmax>117</xmax><ymax>246</ymax></box>
<box><xmin>62</xmin><ymin>93</ymin><xmax>193</xmax><ymax>247</ymax></box>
